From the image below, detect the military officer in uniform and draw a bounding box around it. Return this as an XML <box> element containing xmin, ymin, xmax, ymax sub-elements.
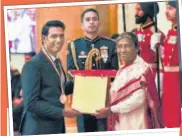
<box><xmin>67</xmin><ymin>8</ymin><xmax>118</xmax><ymax>132</ymax></box>
<box><xmin>151</xmin><ymin>1</ymin><xmax>181</xmax><ymax>128</ymax></box>
<box><xmin>133</xmin><ymin>2</ymin><xmax>165</xmax><ymax>78</ymax></box>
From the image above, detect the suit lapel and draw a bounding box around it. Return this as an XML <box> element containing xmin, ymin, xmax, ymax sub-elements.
<box><xmin>40</xmin><ymin>50</ymin><xmax>66</xmax><ymax>93</ymax></box>
<box><xmin>41</xmin><ymin>50</ymin><xmax>60</xmax><ymax>78</ymax></box>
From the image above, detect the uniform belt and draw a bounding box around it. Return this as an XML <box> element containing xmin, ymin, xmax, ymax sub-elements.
<box><xmin>164</xmin><ymin>66</ymin><xmax>179</xmax><ymax>72</ymax></box>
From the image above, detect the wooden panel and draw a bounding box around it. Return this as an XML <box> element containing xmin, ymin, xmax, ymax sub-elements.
<box><xmin>36</xmin><ymin>6</ymin><xmax>84</xmax><ymax>71</ymax></box>
<box><xmin>108</xmin><ymin>4</ymin><xmax>118</xmax><ymax>37</ymax></box>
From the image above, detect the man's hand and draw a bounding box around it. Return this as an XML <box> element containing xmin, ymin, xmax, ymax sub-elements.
<box><xmin>92</xmin><ymin>107</ymin><xmax>112</xmax><ymax>119</ymax></box>
<box><xmin>63</xmin><ymin>109</ymin><xmax>81</xmax><ymax>118</ymax></box>
<box><xmin>13</xmin><ymin>98</ymin><xmax>23</xmax><ymax>107</ymax></box>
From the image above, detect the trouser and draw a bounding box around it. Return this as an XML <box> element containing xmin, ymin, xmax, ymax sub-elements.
<box><xmin>77</xmin><ymin>114</ymin><xmax>106</xmax><ymax>132</ymax></box>
<box><xmin>13</xmin><ymin>104</ymin><xmax>24</xmax><ymax>131</ymax></box>
<box><xmin>162</xmin><ymin>71</ymin><xmax>181</xmax><ymax>127</ymax></box>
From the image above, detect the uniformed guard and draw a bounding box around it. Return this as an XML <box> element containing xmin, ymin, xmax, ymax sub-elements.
<box><xmin>67</xmin><ymin>8</ymin><xmax>118</xmax><ymax>132</ymax></box>
<box><xmin>133</xmin><ymin>2</ymin><xmax>165</xmax><ymax>78</ymax></box>
<box><xmin>153</xmin><ymin>1</ymin><xmax>180</xmax><ymax>128</ymax></box>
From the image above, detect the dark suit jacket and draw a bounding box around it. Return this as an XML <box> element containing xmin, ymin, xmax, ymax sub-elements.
<box><xmin>20</xmin><ymin>50</ymin><xmax>68</xmax><ymax>135</ymax></box>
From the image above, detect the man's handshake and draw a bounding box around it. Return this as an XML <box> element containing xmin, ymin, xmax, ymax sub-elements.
<box><xmin>63</xmin><ymin>109</ymin><xmax>82</xmax><ymax>118</ymax></box>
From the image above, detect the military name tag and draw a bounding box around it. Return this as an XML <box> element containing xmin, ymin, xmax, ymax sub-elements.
<box><xmin>168</xmin><ymin>36</ymin><xmax>177</xmax><ymax>45</ymax></box>
<box><xmin>78</xmin><ymin>55</ymin><xmax>87</xmax><ymax>59</ymax></box>
<box><xmin>78</xmin><ymin>51</ymin><xmax>87</xmax><ymax>59</ymax></box>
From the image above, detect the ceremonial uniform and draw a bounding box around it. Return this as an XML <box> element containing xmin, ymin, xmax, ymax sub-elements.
<box><xmin>162</xmin><ymin>25</ymin><xmax>181</xmax><ymax>127</ymax></box>
<box><xmin>67</xmin><ymin>36</ymin><xmax>118</xmax><ymax>70</ymax></box>
<box><xmin>134</xmin><ymin>22</ymin><xmax>165</xmax><ymax>77</ymax></box>
<box><xmin>67</xmin><ymin>36</ymin><xmax>118</xmax><ymax>132</ymax></box>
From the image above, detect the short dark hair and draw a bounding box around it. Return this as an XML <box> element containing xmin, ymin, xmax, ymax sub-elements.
<box><xmin>41</xmin><ymin>20</ymin><xmax>65</xmax><ymax>36</ymax></box>
<box><xmin>81</xmin><ymin>8</ymin><xmax>100</xmax><ymax>22</ymax></box>
<box><xmin>118</xmin><ymin>32</ymin><xmax>139</xmax><ymax>51</ymax></box>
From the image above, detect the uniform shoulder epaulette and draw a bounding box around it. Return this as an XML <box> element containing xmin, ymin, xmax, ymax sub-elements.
<box><xmin>68</xmin><ymin>38</ymin><xmax>82</xmax><ymax>44</ymax></box>
<box><xmin>100</xmin><ymin>36</ymin><xmax>115</xmax><ymax>42</ymax></box>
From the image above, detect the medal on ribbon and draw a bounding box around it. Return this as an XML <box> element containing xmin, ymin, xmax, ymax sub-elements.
<box><xmin>42</xmin><ymin>47</ymin><xmax>67</xmax><ymax>104</ymax></box>
<box><xmin>100</xmin><ymin>46</ymin><xmax>108</xmax><ymax>63</ymax></box>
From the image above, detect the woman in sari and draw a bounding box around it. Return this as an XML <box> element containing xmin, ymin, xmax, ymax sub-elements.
<box><xmin>94</xmin><ymin>32</ymin><xmax>163</xmax><ymax>130</ymax></box>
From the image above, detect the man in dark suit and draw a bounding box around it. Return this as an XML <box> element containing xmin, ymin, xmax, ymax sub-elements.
<box><xmin>20</xmin><ymin>20</ymin><xmax>81</xmax><ymax>135</ymax></box>
<box><xmin>67</xmin><ymin>8</ymin><xmax>118</xmax><ymax>132</ymax></box>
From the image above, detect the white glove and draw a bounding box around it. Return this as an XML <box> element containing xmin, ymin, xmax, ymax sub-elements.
<box><xmin>150</xmin><ymin>33</ymin><xmax>162</xmax><ymax>52</ymax></box>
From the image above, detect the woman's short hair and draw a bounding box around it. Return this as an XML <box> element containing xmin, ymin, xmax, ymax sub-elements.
<box><xmin>118</xmin><ymin>32</ymin><xmax>139</xmax><ymax>51</ymax></box>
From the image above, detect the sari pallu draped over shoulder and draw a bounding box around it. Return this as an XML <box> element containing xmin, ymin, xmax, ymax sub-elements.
<box><xmin>107</xmin><ymin>56</ymin><xmax>163</xmax><ymax>131</ymax></box>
